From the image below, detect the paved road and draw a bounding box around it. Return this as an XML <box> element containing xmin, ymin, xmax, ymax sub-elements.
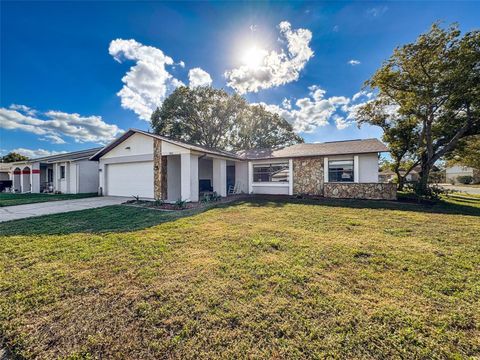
<box><xmin>440</xmin><ymin>184</ymin><xmax>480</xmax><ymax>195</ymax></box>
<box><xmin>0</xmin><ymin>196</ymin><xmax>130</xmax><ymax>223</ymax></box>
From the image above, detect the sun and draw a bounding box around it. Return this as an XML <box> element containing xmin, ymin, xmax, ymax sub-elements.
<box><xmin>241</xmin><ymin>46</ymin><xmax>267</xmax><ymax>69</ymax></box>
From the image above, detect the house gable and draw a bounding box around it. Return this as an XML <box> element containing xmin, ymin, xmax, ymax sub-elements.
<box><xmin>101</xmin><ymin>133</ymin><xmax>154</xmax><ymax>159</ymax></box>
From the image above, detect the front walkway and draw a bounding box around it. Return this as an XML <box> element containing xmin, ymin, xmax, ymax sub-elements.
<box><xmin>0</xmin><ymin>196</ymin><xmax>129</xmax><ymax>223</ymax></box>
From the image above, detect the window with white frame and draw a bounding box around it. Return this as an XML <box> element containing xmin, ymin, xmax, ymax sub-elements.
<box><xmin>253</xmin><ymin>163</ymin><xmax>289</xmax><ymax>183</ymax></box>
<box><xmin>328</xmin><ymin>160</ymin><xmax>354</xmax><ymax>182</ymax></box>
<box><xmin>60</xmin><ymin>165</ymin><xmax>66</xmax><ymax>179</ymax></box>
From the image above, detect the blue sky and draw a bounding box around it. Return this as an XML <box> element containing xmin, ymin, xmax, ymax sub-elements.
<box><xmin>1</xmin><ymin>1</ymin><xmax>479</xmax><ymax>157</ymax></box>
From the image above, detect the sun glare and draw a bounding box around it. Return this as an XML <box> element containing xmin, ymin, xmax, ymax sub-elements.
<box><xmin>241</xmin><ymin>47</ymin><xmax>266</xmax><ymax>69</ymax></box>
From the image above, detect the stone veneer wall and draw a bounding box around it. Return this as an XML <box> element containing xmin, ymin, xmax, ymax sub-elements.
<box><xmin>324</xmin><ymin>183</ymin><xmax>397</xmax><ymax>200</ymax></box>
<box><xmin>153</xmin><ymin>138</ymin><xmax>168</xmax><ymax>200</ymax></box>
<box><xmin>292</xmin><ymin>157</ymin><xmax>323</xmax><ymax>195</ymax></box>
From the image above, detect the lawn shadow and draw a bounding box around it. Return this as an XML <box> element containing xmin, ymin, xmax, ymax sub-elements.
<box><xmin>0</xmin><ymin>195</ymin><xmax>478</xmax><ymax>237</ymax></box>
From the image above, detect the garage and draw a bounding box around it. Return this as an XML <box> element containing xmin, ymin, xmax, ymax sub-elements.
<box><xmin>106</xmin><ymin>161</ymin><xmax>154</xmax><ymax>198</ymax></box>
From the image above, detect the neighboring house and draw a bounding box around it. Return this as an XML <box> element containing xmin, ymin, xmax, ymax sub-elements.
<box><xmin>0</xmin><ymin>163</ymin><xmax>13</xmax><ymax>192</ymax></box>
<box><xmin>445</xmin><ymin>165</ymin><xmax>480</xmax><ymax>184</ymax></box>
<box><xmin>9</xmin><ymin>148</ymin><xmax>101</xmax><ymax>194</ymax></box>
<box><xmin>90</xmin><ymin>129</ymin><xmax>396</xmax><ymax>201</ymax></box>
<box><xmin>379</xmin><ymin>167</ymin><xmax>420</xmax><ymax>183</ymax></box>
<box><xmin>0</xmin><ymin>163</ymin><xmax>11</xmax><ymax>181</ymax></box>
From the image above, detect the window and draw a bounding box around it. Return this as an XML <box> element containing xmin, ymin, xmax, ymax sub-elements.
<box><xmin>253</xmin><ymin>163</ymin><xmax>289</xmax><ymax>183</ymax></box>
<box><xmin>328</xmin><ymin>160</ymin><xmax>354</xmax><ymax>182</ymax></box>
<box><xmin>60</xmin><ymin>165</ymin><xmax>65</xmax><ymax>179</ymax></box>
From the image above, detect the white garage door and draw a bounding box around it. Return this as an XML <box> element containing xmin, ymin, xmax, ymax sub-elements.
<box><xmin>106</xmin><ymin>161</ymin><xmax>154</xmax><ymax>198</ymax></box>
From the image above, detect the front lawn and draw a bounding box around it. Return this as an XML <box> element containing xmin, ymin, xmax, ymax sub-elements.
<box><xmin>0</xmin><ymin>196</ymin><xmax>479</xmax><ymax>358</ymax></box>
<box><xmin>0</xmin><ymin>192</ymin><xmax>97</xmax><ymax>207</ymax></box>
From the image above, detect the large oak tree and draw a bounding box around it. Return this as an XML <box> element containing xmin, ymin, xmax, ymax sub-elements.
<box><xmin>357</xmin><ymin>23</ymin><xmax>479</xmax><ymax>194</ymax></box>
<box><xmin>151</xmin><ymin>86</ymin><xmax>303</xmax><ymax>151</ymax></box>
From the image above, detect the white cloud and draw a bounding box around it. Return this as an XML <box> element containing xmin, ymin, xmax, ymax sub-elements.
<box><xmin>367</xmin><ymin>6</ymin><xmax>388</xmax><ymax>17</ymax></box>
<box><xmin>40</xmin><ymin>134</ymin><xmax>66</xmax><ymax>144</ymax></box>
<box><xmin>9</xmin><ymin>104</ymin><xmax>37</xmax><ymax>116</ymax></box>
<box><xmin>352</xmin><ymin>90</ymin><xmax>373</xmax><ymax>101</ymax></box>
<box><xmin>258</xmin><ymin>86</ymin><xmax>373</xmax><ymax>133</ymax></box>
<box><xmin>0</xmin><ymin>105</ymin><xmax>123</xmax><ymax>145</ymax></box>
<box><xmin>225</xmin><ymin>21</ymin><xmax>314</xmax><ymax>94</ymax></box>
<box><xmin>348</xmin><ymin>59</ymin><xmax>361</xmax><ymax>66</ymax></box>
<box><xmin>109</xmin><ymin>38</ymin><xmax>184</xmax><ymax>121</ymax></box>
<box><xmin>9</xmin><ymin>148</ymin><xmax>67</xmax><ymax>158</ymax></box>
<box><xmin>333</xmin><ymin>115</ymin><xmax>350</xmax><ymax>130</ymax></box>
<box><xmin>188</xmin><ymin>67</ymin><xmax>213</xmax><ymax>87</ymax></box>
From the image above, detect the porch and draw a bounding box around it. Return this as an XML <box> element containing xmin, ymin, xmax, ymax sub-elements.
<box><xmin>156</xmin><ymin>153</ymin><xmax>247</xmax><ymax>203</ymax></box>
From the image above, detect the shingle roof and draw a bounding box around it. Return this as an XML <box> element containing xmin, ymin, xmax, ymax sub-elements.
<box><xmin>237</xmin><ymin>138</ymin><xmax>388</xmax><ymax>160</ymax></box>
<box><xmin>90</xmin><ymin>129</ymin><xmax>242</xmax><ymax>161</ymax></box>
<box><xmin>90</xmin><ymin>129</ymin><xmax>388</xmax><ymax>162</ymax></box>
<box><xmin>12</xmin><ymin>147</ymin><xmax>103</xmax><ymax>164</ymax></box>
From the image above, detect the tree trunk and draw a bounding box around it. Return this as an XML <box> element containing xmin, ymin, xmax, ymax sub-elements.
<box><xmin>418</xmin><ymin>161</ymin><xmax>431</xmax><ymax>195</ymax></box>
<box><xmin>395</xmin><ymin>169</ymin><xmax>405</xmax><ymax>191</ymax></box>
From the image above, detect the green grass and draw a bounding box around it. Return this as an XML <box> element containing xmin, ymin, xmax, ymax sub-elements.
<box><xmin>0</xmin><ymin>196</ymin><xmax>479</xmax><ymax>358</ymax></box>
<box><xmin>0</xmin><ymin>193</ymin><xmax>98</xmax><ymax>207</ymax></box>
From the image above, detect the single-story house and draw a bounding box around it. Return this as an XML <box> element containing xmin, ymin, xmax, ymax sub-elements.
<box><xmin>445</xmin><ymin>165</ymin><xmax>480</xmax><ymax>184</ymax></box>
<box><xmin>90</xmin><ymin>129</ymin><xmax>396</xmax><ymax>201</ymax></box>
<box><xmin>0</xmin><ymin>163</ymin><xmax>11</xmax><ymax>181</ymax></box>
<box><xmin>9</xmin><ymin>148</ymin><xmax>101</xmax><ymax>194</ymax></box>
<box><xmin>0</xmin><ymin>163</ymin><xmax>13</xmax><ymax>192</ymax></box>
<box><xmin>379</xmin><ymin>167</ymin><xmax>420</xmax><ymax>183</ymax></box>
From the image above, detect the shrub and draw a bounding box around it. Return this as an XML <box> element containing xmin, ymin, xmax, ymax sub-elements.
<box><xmin>456</xmin><ymin>175</ymin><xmax>473</xmax><ymax>185</ymax></box>
<box><xmin>154</xmin><ymin>199</ymin><xmax>164</xmax><ymax>207</ymax></box>
<box><xmin>175</xmin><ymin>198</ymin><xmax>187</xmax><ymax>209</ymax></box>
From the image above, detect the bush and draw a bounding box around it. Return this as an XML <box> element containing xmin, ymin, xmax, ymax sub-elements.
<box><xmin>456</xmin><ymin>175</ymin><xmax>473</xmax><ymax>185</ymax></box>
<box><xmin>404</xmin><ymin>182</ymin><xmax>450</xmax><ymax>201</ymax></box>
<box><xmin>201</xmin><ymin>192</ymin><xmax>222</xmax><ymax>204</ymax></box>
<box><xmin>175</xmin><ymin>198</ymin><xmax>187</xmax><ymax>209</ymax></box>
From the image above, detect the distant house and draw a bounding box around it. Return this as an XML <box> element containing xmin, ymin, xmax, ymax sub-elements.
<box><xmin>90</xmin><ymin>129</ymin><xmax>396</xmax><ymax>201</ymax></box>
<box><xmin>0</xmin><ymin>163</ymin><xmax>11</xmax><ymax>181</ymax></box>
<box><xmin>445</xmin><ymin>165</ymin><xmax>480</xmax><ymax>184</ymax></box>
<box><xmin>379</xmin><ymin>168</ymin><xmax>420</xmax><ymax>183</ymax></box>
<box><xmin>8</xmin><ymin>148</ymin><xmax>101</xmax><ymax>194</ymax></box>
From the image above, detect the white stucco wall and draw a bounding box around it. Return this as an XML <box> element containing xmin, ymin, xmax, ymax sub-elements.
<box><xmin>189</xmin><ymin>154</ymin><xmax>199</xmax><ymax>202</ymax></box>
<box><xmin>251</xmin><ymin>184</ymin><xmax>289</xmax><ymax>195</ymax></box>
<box><xmin>162</xmin><ymin>141</ymin><xmax>190</xmax><ymax>155</ymax></box>
<box><xmin>235</xmin><ymin>161</ymin><xmax>249</xmax><ymax>193</ymax></box>
<box><xmin>358</xmin><ymin>153</ymin><xmax>379</xmax><ymax>183</ymax></box>
<box><xmin>102</xmin><ymin>133</ymin><xmax>153</xmax><ymax>159</ymax></box>
<box><xmin>167</xmin><ymin>155</ymin><xmax>181</xmax><ymax>202</ymax></box>
<box><xmin>78</xmin><ymin>160</ymin><xmax>99</xmax><ymax>193</ymax></box>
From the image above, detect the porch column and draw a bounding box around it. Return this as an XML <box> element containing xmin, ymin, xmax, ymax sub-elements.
<box><xmin>180</xmin><ymin>153</ymin><xmax>191</xmax><ymax>201</ymax></box>
<box><xmin>153</xmin><ymin>138</ymin><xmax>165</xmax><ymax>200</ymax></box>
<box><xmin>31</xmin><ymin>162</ymin><xmax>40</xmax><ymax>193</ymax></box>
<box><xmin>190</xmin><ymin>155</ymin><xmax>199</xmax><ymax>202</ymax></box>
<box><xmin>20</xmin><ymin>167</ymin><xmax>24</xmax><ymax>193</ymax></box>
<box><xmin>54</xmin><ymin>163</ymin><xmax>59</xmax><ymax>192</ymax></box>
<box><xmin>11</xmin><ymin>169</ymin><xmax>16</xmax><ymax>192</ymax></box>
<box><xmin>212</xmin><ymin>158</ymin><xmax>226</xmax><ymax>197</ymax></box>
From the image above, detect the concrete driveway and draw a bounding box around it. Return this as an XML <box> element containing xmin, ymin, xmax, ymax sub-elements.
<box><xmin>440</xmin><ymin>184</ymin><xmax>480</xmax><ymax>195</ymax></box>
<box><xmin>0</xmin><ymin>196</ymin><xmax>130</xmax><ymax>223</ymax></box>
